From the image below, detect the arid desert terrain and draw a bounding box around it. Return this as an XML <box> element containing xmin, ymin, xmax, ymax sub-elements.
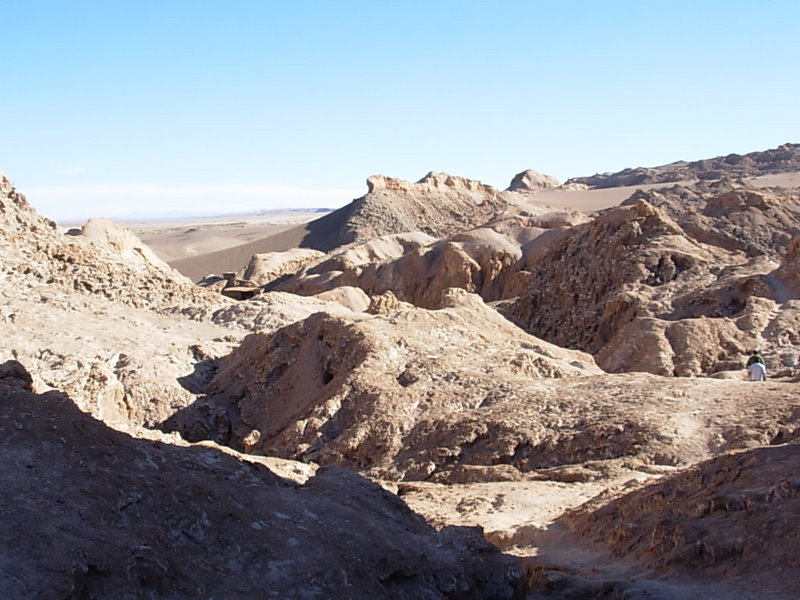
<box><xmin>3</xmin><ymin>143</ymin><xmax>800</xmax><ymax>599</ymax></box>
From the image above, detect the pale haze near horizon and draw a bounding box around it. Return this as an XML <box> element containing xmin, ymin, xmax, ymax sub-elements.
<box><xmin>3</xmin><ymin>0</ymin><xmax>799</xmax><ymax>222</ymax></box>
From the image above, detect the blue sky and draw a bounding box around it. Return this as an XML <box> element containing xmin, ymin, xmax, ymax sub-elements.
<box><xmin>3</xmin><ymin>1</ymin><xmax>799</xmax><ymax>221</ymax></box>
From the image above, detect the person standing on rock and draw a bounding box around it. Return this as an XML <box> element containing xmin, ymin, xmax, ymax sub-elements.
<box><xmin>746</xmin><ymin>351</ymin><xmax>767</xmax><ymax>381</ymax></box>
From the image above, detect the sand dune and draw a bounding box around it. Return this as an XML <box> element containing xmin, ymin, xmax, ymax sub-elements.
<box><xmin>168</xmin><ymin>222</ymin><xmax>313</xmax><ymax>281</ymax></box>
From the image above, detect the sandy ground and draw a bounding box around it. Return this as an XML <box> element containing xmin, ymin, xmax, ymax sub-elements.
<box><xmin>127</xmin><ymin>210</ymin><xmax>328</xmax><ymax>262</ymax></box>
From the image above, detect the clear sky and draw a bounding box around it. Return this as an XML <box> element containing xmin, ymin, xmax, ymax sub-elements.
<box><xmin>3</xmin><ymin>0</ymin><xmax>799</xmax><ymax>221</ymax></box>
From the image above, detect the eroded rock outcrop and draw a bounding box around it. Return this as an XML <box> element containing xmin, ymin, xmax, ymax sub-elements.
<box><xmin>501</xmin><ymin>192</ymin><xmax>800</xmax><ymax>376</ymax></box>
<box><xmin>300</xmin><ymin>172</ymin><xmax>507</xmax><ymax>251</ymax></box>
<box><xmin>504</xmin><ymin>200</ymin><xmax>719</xmax><ymax>353</ymax></box>
<box><xmin>506</xmin><ymin>169</ymin><xmax>560</xmax><ymax>192</ymax></box>
<box><xmin>0</xmin><ymin>361</ymin><xmax>524</xmax><ymax>600</ymax></box>
<box><xmin>563</xmin><ymin>443</ymin><xmax>800</xmax><ymax>596</ymax></box>
<box><xmin>238</xmin><ymin>247</ymin><xmax>325</xmax><ymax>286</ymax></box>
<box><xmin>0</xmin><ymin>172</ymin><xmax>225</xmax><ymax>317</ymax></box>
<box><xmin>622</xmin><ymin>181</ymin><xmax>800</xmax><ymax>259</ymax></box>
<box><xmin>166</xmin><ymin>288</ymin><xmax>800</xmax><ymax>483</ymax></box>
<box><xmin>275</xmin><ymin>214</ymin><xmax>580</xmax><ymax>309</ymax></box>
<box><xmin>166</xmin><ymin>290</ymin><xmax>602</xmax><ymax>480</ymax></box>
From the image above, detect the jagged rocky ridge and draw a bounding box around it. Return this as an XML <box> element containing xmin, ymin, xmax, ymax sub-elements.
<box><xmin>4</xmin><ymin>147</ymin><xmax>800</xmax><ymax>599</ymax></box>
<box><xmin>300</xmin><ymin>172</ymin><xmax>508</xmax><ymax>251</ymax></box>
<box><xmin>565</xmin><ymin>142</ymin><xmax>800</xmax><ymax>188</ymax></box>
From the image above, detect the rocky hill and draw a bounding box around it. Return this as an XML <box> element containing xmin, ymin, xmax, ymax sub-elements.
<box><xmin>0</xmin><ymin>172</ymin><xmax>225</xmax><ymax>318</ymax></box>
<box><xmin>565</xmin><ymin>142</ymin><xmax>800</xmax><ymax>188</ymax></box>
<box><xmin>166</xmin><ymin>289</ymin><xmax>800</xmax><ymax>488</ymax></box>
<box><xmin>504</xmin><ymin>184</ymin><xmax>800</xmax><ymax>375</ymax></box>
<box><xmin>270</xmin><ymin>178</ymin><xmax>800</xmax><ymax>377</ymax></box>
<box><xmin>299</xmin><ymin>172</ymin><xmax>508</xmax><ymax>252</ymax></box>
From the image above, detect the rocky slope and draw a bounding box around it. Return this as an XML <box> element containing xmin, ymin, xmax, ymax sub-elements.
<box><xmin>0</xmin><ymin>172</ymin><xmax>379</xmax><ymax>431</ymax></box>
<box><xmin>300</xmin><ymin>172</ymin><xmax>508</xmax><ymax>251</ymax></box>
<box><xmin>167</xmin><ymin>289</ymin><xmax>800</xmax><ymax>486</ymax></box>
<box><xmin>504</xmin><ymin>185</ymin><xmax>800</xmax><ymax>375</ymax></box>
<box><xmin>273</xmin><ymin>212</ymin><xmax>586</xmax><ymax>308</ymax></box>
<box><xmin>621</xmin><ymin>180</ymin><xmax>800</xmax><ymax>259</ymax></box>
<box><xmin>555</xmin><ymin>442</ymin><xmax>800</xmax><ymax>598</ymax></box>
<box><xmin>272</xmin><ymin>176</ymin><xmax>800</xmax><ymax>377</ymax></box>
<box><xmin>565</xmin><ymin>142</ymin><xmax>800</xmax><ymax>188</ymax></box>
<box><xmin>0</xmin><ymin>361</ymin><xmax>524</xmax><ymax>600</ymax></box>
<box><xmin>0</xmin><ymin>172</ymin><xmax>225</xmax><ymax>317</ymax></box>
<box><xmin>6</xmin><ymin>153</ymin><xmax>800</xmax><ymax>599</ymax></box>
<box><xmin>166</xmin><ymin>289</ymin><xmax>601</xmax><ymax>481</ymax></box>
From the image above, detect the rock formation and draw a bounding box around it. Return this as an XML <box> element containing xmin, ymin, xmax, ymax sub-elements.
<box><xmin>299</xmin><ymin>172</ymin><xmax>507</xmax><ymax>251</ymax></box>
<box><xmin>0</xmin><ymin>172</ymin><xmax>225</xmax><ymax>317</ymax></box>
<box><xmin>166</xmin><ymin>289</ymin><xmax>603</xmax><ymax>480</ymax></box>
<box><xmin>274</xmin><ymin>213</ymin><xmax>580</xmax><ymax>308</ymax></box>
<box><xmin>0</xmin><ymin>361</ymin><xmax>524</xmax><ymax>599</ymax></box>
<box><xmin>621</xmin><ymin>181</ymin><xmax>800</xmax><ymax>259</ymax></box>
<box><xmin>506</xmin><ymin>169</ymin><xmax>560</xmax><ymax>192</ymax></box>
<box><xmin>502</xmin><ymin>192</ymin><xmax>800</xmax><ymax>375</ymax></box>
<box><xmin>165</xmin><ymin>289</ymin><xmax>800</xmax><ymax>488</ymax></box>
<box><xmin>561</xmin><ymin>443</ymin><xmax>800</xmax><ymax>597</ymax></box>
<box><xmin>238</xmin><ymin>247</ymin><xmax>325</xmax><ymax>286</ymax></box>
<box><xmin>4</xmin><ymin>146</ymin><xmax>800</xmax><ymax>598</ymax></box>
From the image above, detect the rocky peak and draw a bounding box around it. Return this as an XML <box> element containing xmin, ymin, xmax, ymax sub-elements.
<box><xmin>366</xmin><ymin>172</ymin><xmax>498</xmax><ymax>197</ymax></box>
<box><xmin>506</xmin><ymin>169</ymin><xmax>560</xmax><ymax>192</ymax></box>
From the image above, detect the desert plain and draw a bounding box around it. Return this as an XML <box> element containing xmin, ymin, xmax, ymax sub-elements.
<box><xmin>3</xmin><ymin>144</ymin><xmax>800</xmax><ymax>599</ymax></box>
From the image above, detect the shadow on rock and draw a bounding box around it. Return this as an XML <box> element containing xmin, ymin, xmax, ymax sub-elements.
<box><xmin>0</xmin><ymin>360</ymin><xmax>525</xmax><ymax>600</ymax></box>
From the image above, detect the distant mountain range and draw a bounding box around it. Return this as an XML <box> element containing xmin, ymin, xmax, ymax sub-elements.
<box><xmin>566</xmin><ymin>142</ymin><xmax>800</xmax><ymax>188</ymax></box>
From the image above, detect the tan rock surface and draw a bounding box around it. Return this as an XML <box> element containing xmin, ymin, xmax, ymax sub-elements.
<box><xmin>168</xmin><ymin>289</ymin><xmax>800</xmax><ymax>491</ymax></box>
<box><xmin>506</xmin><ymin>169</ymin><xmax>560</xmax><ymax>192</ymax></box>
<box><xmin>301</xmin><ymin>171</ymin><xmax>507</xmax><ymax>251</ymax></box>
<box><xmin>0</xmin><ymin>173</ymin><xmax>371</xmax><ymax>429</ymax></box>
<box><xmin>557</xmin><ymin>443</ymin><xmax>800</xmax><ymax>598</ymax></box>
<box><xmin>0</xmin><ymin>362</ymin><xmax>524</xmax><ymax>600</ymax></box>
<box><xmin>0</xmin><ymin>172</ymin><xmax>225</xmax><ymax>317</ymax></box>
<box><xmin>5</xmin><ymin>150</ymin><xmax>800</xmax><ymax>600</ymax></box>
<box><xmin>238</xmin><ymin>247</ymin><xmax>325</xmax><ymax>286</ymax></box>
<box><xmin>168</xmin><ymin>290</ymin><xmax>602</xmax><ymax>480</ymax></box>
